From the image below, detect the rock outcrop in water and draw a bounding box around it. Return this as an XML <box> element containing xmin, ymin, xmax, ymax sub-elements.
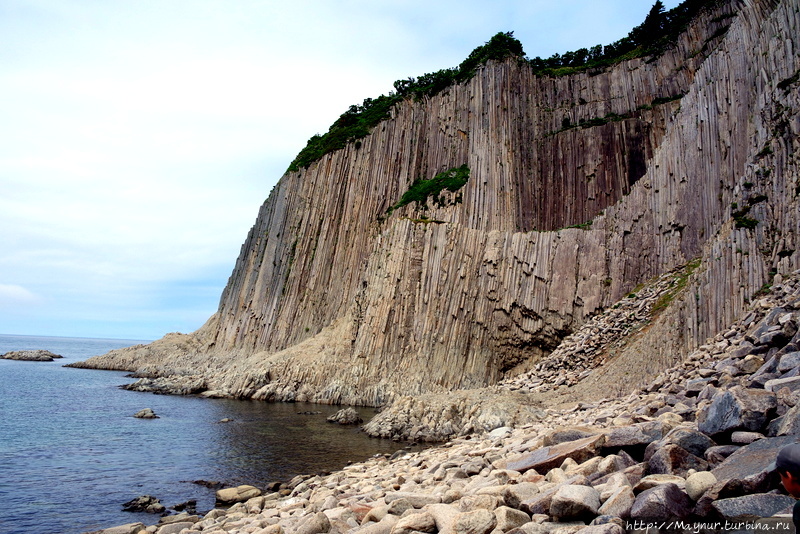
<box><xmin>73</xmin><ymin>0</ymin><xmax>800</xmax><ymax>414</ymax></box>
<box><xmin>2</xmin><ymin>350</ymin><xmax>63</xmax><ymax>361</ymax></box>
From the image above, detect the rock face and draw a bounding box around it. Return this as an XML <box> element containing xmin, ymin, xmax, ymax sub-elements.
<box><xmin>1</xmin><ymin>350</ymin><xmax>63</xmax><ymax>361</ymax></box>
<box><xmin>74</xmin><ymin>0</ymin><xmax>800</xmax><ymax>409</ymax></box>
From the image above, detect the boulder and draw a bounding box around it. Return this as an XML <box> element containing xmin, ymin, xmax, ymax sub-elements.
<box><xmin>452</xmin><ymin>508</ymin><xmax>496</xmax><ymax>534</ymax></box>
<box><xmin>704</xmin><ymin>444</ymin><xmax>739</xmax><ymax>465</ymax></box>
<box><xmin>549</xmin><ymin>484</ymin><xmax>601</xmax><ymax>521</ymax></box>
<box><xmin>494</xmin><ymin>506</ymin><xmax>530</xmax><ymax>531</ymax></box>
<box><xmin>711</xmin><ymin>436</ymin><xmax>797</xmax><ymax>493</ymax></box>
<box><xmin>326</xmin><ymin>407</ymin><xmax>363</xmax><ymax>425</ymax></box>
<box><xmin>216</xmin><ymin>485</ymin><xmax>262</xmax><ymax>504</ymax></box>
<box><xmin>504</xmin><ymin>434</ymin><xmax>605</xmax><ymax>473</ymax></box>
<box><xmin>601</xmin><ymin>422</ymin><xmax>666</xmax><ymax>458</ymax></box>
<box><xmin>685</xmin><ymin>471</ymin><xmax>717</xmax><ymax>501</ymax></box>
<box><xmin>391</xmin><ymin>511</ymin><xmax>436</xmax><ymax>534</ymax></box>
<box><xmin>384</xmin><ymin>492</ymin><xmax>441</xmax><ymax>508</ymax></box>
<box><xmin>712</xmin><ymin>493</ymin><xmax>796</xmax><ymax>521</ymax></box>
<box><xmin>632</xmin><ymin>474</ymin><xmax>686</xmax><ymax>493</ymax></box>
<box><xmin>630</xmin><ymin>483</ymin><xmax>692</xmax><ymax>521</ymax></box>
<box><xmin>646</xmin><ymin>444</ymin><xmax>708</xmax><ymax>477</ymax></box>
<box><xmin>296</xmin><ymin>511</ymin><xmax>331</xmax><ymax>534</ymax></box>
<box><xmin>133</xmin><ymin>408</ymin><xmax>158</xmax><ymax>419</ymax></box>
<box><xmin>597</xmin><ymin>486</ymin><xmax>635</xmax><ymax>519</ymax></box>
<box><xmin>697</xmin><ymin>386</ymin><xmax>777</xmax><ymax>437</ymax></box>
<box><xmin>765</xmin><ymin>376</ymin><xmax>800</xmax><ymax>393</ymax></box>
<box><xmin>121</xmin><ymin>495</ymin><xmax>164</xmax><ymax>514</ymax></box>
<box><xmin>767</xmin><ymin>404</ymin><xmax>800</xmax><ymax>436</ymax></box>
<box><xmin>645</xmin><ymin>427</ymin><xmax>715</xmax><ymax>459</ymax></box>
<box><xmin>93</xmin><ymin>523</ymin><xmax>146</xmax><ymax>534</ymax></box>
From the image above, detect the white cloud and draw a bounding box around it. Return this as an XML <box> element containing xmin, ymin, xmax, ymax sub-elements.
<box><xmin>0</xmin><ymin>0</ymin><xmax>683</xmax><ymax>338</ymax></box>
<box><xmin>0</xmin><ymin>284</ymin><xmax>42</xmax><ymax>307</ymax></box>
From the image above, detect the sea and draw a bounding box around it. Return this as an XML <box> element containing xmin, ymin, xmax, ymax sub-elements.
<box><xmin>0</xmin><ymin>334</ymin><xmax>407</xmax><ymax>534</ymax></box>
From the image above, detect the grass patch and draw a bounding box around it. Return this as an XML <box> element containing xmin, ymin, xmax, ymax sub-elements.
<box><xmin>651</xmin><ymin>258</ymin><xmax>702</xmax><ymax>315</ymax></box>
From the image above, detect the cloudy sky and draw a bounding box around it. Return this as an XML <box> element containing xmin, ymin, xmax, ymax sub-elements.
<box><xmin>1</xmin><ymin>0</ymin><xmax>679</xmax><ymax>341</ymax></box>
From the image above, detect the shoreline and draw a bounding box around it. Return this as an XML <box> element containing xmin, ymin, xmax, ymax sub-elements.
<box><xmin>88</xmin><ymin>272</ymin><xmax>800</xmax><ymax>534</ymax></box>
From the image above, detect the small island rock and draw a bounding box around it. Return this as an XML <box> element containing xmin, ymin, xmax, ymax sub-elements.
<box><xmin>326</xmin><ymin>407</ymin><xmax>363</xmax><ymax>425</ymax></box>
<box><xmin>133</xmin><ymin>408</ymin><xmax>158</xmax><ymax>419</ymax></box>
<box><xmin>1</xmin><ymin>350</ymin><xmax>63</xmax><ymax>361</ymax></box>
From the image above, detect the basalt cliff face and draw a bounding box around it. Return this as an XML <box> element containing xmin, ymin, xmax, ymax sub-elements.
<box><xmin>77</xmin><ymin>0</ymin><xmax>800</xmax><ymax>410</ymax></box>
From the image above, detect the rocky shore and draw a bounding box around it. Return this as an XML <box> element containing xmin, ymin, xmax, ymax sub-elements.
<box><xmin>1</xmin><ymin>349</ymin><xmax>63</xmax><ymax>361</ymax></box>
<box><xmin>87</xmin><ymin>271</ymin><xmax>800</xmax><ymax>533</ymax></box>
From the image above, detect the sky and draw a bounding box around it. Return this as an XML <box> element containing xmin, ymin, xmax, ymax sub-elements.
<box><xmin>0</xmin><ymin>0</ymin><xmax>680</xmax><ymax>341</ymax></box>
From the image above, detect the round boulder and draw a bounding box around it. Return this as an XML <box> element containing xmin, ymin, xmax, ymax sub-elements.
<box><xmin>326</xmin><ymin>407</ymin><xmax>363</xmax><ymax>425</ymax></box>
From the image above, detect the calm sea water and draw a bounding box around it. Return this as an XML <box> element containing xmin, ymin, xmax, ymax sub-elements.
<box><xmin>0</xmin><ymin>335</ymin><xmax>406</xmax><ymax>534</ymax></box>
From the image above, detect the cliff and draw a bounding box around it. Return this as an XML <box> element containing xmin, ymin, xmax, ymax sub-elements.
<box><xmin>74</xmin><ymin>0</ymin><xmax>800</xmax><ymax>412</ymax></box>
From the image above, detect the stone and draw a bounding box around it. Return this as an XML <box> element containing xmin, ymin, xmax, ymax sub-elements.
<box><xmin>730</xmin><ymin>431</ymin><xmax>764</xmax><ymax>444</ymax></box>
<box><xmin>549</xmin><ymin>484</ymin><xmax>601</xmax><ymax>521</ymax></box>
<box><xmin>542</xmin><ymin>427</ymin><xmax>599</xmax><ymax>446</ymax></box>
<box><xmin>711</xmin><ymin>436</ymin><xmax>798</xmax><ymax>493</ymax></box>
<box><xmin>122</xmin><ymin>495</ymin><xmax>164</xmax><ymax>514</ymax></box>
<box><xmin>133</xmin><ymin>408</ymin><xmax>158</xmax><ymax>419</ymax></box>
<box><xmin>633</xmin><ymin>474</ymin><xmax>686</xmax><ymax>493</ymax></box>
<box><xmin>503</xmin><ymin>482</ymin><xmax>540</xmax><ymax>509</ymax></box>
<box><xmin>684</xmin><ymin>471</ymin><xmax>717</xmax><ymax>501</ymax></box>
<box><xmin>765</xmin><ymin>376</ymin><xmax>800</xmax><ymax>393</ymax></box>
<box><xmin>629</xmin><ymin>483</ymin><xmax>692</xmax><ymax>521</ymax></box>
<box><xmin>767</xmin><ymin>405</ymin><xmax>800</xmax><ymax>436</ymax></box>
<box><xmin>597</xmin><ymin>486</ymin><xmax>635</xmax><ymax>519</ymax></box>
<box><xmin>646</xmin><ymin>444</ymin><xmax>708</xmax><ymax>477</ymax></box>
<box><xmin>778</xmin><ymin>352</ymin><xmax>800</xmax><ymax>373</ymax></box>
<box><xmin>452</xmin><ymin>508</ymin><xmax>497</xmax><ymax>534</ymax></box>
<box><xmin>388</xmin><ymin>510</ymin><xmax>435</xmax><ymax>534</ymax></box>
<box><xmin>712</xmin><ymin>493</ymin><xmax>796</xmax><ymax>521</ymax></box>
<box><xmin>384</xmin><ymin>492</ymin><xmax>441</xmax><ymax>508</ymax></box>
<box><xmin>154</xmin><ymin>522</ymin><xmax>195</xmax><ymax>534</ymax></box>
<box><xmin>504</xmin><ymin>434</ymin><xmax>605</xmax><ymax>474</ymax></box>
<box><xmin>493</xmin><ymin>506</ymin><xmax>530</xmax><ymax>531</ymax></box>
<box><xmin>426</xmin><ymin>504</ymin><xmax>460</xmax><ymax>533</ymax></box>
<box><xmin>93</xmin><ymin>523</ymin><xmax>146</xmax><ymax>534</ymax></box>
<box><xmin>601</xmin><ymin>422</ymin><xmax>665</xmax><ymax>458</ymax></box>
<box><xmin>326</xmin><ymin>407</ymin><xmax>363</xmax><ymax>425</ymax></box>
<box><xmin>0</xmin><ymin>349</ymin><xmax>63</xmax><ymax>361</ymax></box>
<box><xmin>216</xmin><ymin>485</ymin><xmax>262</xmax><ymax>504</ymax></box>
<box><xmin>704</xmin><ymin>445</ymin><xmax>739</xmax><ymax>465</ymax></box>
<box><xmin>646</xmin><ymin>427</ymin><xmax>715</xmax><ymax>459</ymax></box>
<box><xmin>697</xmin><ymin>386</ymin><xmax>777</xmax><ymax>437</ymax></box>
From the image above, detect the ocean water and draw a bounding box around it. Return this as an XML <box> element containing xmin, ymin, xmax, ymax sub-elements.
<box><xmin>0</xmin><ymin>335</ymin><xmax>405</xmax><ymax>534</ymax></box>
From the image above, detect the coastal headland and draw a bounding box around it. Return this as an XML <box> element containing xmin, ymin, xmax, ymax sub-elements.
<box><xmin>72</xmin><ymin>0</ymin><xmax>800</xmax><ymax>530</ymax></box>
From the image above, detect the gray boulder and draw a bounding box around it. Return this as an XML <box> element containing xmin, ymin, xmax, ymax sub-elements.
<box><xmin>646</xmin><ymin>444</ymin><xmax>708</xmax><ymax>477</ymax></box>
<box><xmin>712</xmin><ymin>493</ymin><xmax>796</xmax><ymax>521</ymax></box>
<box><xmin>326</xmin><ymin>407</ymin><xmax>363</xmax><ymax>425</ymax></box>
<box><xmin>711</xmin><ymin>435</ymin><xmax>797</xmax><ymax>493</ymax></box>
<box><xmin>630</xmin><ymin>483</ymin><xmax>692</xmax><ymax>521</ymax></box>
<box><xmin>549</xmin><ymin>484</ymin><xmax>601</xmax><ymax>521</ymax></box>
<box><xmin>133</xmin><ymin>408</ymin><xmax>158</xmax><ymax>419</ymax></box>
<box><xmin>697</xmin><ymin>386</ymin><xmax>777</xmax><ymax>437</ymax></box>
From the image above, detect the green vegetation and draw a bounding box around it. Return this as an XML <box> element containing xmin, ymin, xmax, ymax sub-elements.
<box><xmin>527</xmin><ymin>0</ymin><xmax>719</xmax><ymax>75</ymax></box>
<box><xmin>651</xmin><ymin>258</ymin><xmax>702</xmax><ymax>315</ymax></box>
<box><xmin>287</xmin><ymin>0</ymin><xmax>717</xmax><ymax>172</ymax></box>
<box><xmin>287</xmin><ymin>33</ymin><xmax>523</xmax><ymax>173</ymax></box>
<box><xmin>386</xmin><ymin>165</ymin><xmax>470</xmax><ymax>215</ymax></box>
